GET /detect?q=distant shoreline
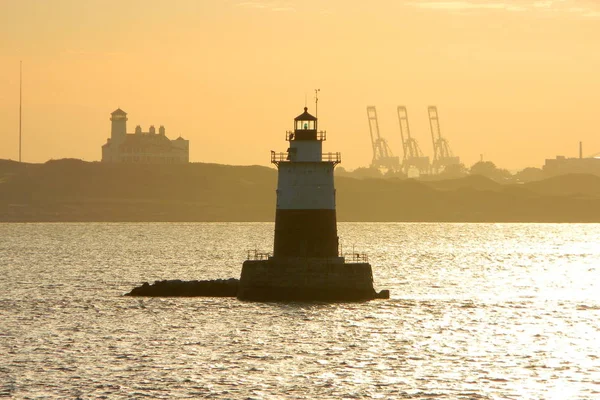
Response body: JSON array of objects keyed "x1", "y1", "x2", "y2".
[
  {"x1": 2, "y1": 159, "x2": 600, "y2": 223},
  {"x1": 2, "y1": 220, "x2": 600, "y2": 224}
]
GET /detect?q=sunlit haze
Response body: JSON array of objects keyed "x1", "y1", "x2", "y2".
[{"x1": 1, "y1": 0, "x2": 599, "y2": 170}]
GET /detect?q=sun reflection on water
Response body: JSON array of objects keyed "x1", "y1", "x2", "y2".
[{"x1": 1, "y1": 222, "x2": 600, "y2": 398}]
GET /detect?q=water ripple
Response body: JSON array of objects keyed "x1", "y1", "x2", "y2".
[{"x1": 1, "y1": 223, "x2": 600, "y2": 398}]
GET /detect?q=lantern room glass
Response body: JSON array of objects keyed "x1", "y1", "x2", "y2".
[{"x1": 296, "y1": 120, "x2": 315, "y2": 130}]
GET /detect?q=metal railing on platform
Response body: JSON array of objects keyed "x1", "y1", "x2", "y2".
[
  {"x1": 245, "y1": 251, "x2": 368, "y2": 263},
  {"x1": 343, "y1": 252, "x2": 369, "y2": 263},
  {"x1": 270, "y1": 151, "x2": 288, "y2": 163},
  {"x1": 322, "y1": 152, "x2": 342, "y2": 164},
  {"x1": 246, "y1": 249, "x2": 271, "y2": 261}
]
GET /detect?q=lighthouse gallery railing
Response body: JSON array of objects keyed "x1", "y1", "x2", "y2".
[
  {"x1": 271, "y1": 151, "x2": 341, "y2": 165},
  {"x1": 285, "y1": 131, "x2": 327, "y2": 141}
]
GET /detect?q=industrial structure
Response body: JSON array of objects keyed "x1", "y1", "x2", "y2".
[
  {"x1": 428, "y1": 106, "x2": 460, "y2": 173},
  {"x1": 544, "y1": 142, "x2": 600, "y2": 176},
  {"x1": 101, "y1": 109, "x2": 189, "y2": 164},
  {"x1": 238, "y1": 106, "x2": 386, "y2": 301},
  {"x1": 366, "y1": 106, "x2": 400, "y2": 171},
  {"x1": 397, "y1": 106, "x2": 430, "y2": 175},
  {"x1": 364, "y1": 105, "x2": 461, "y2": 175}
]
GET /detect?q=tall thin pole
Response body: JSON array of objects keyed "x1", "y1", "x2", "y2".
[
  {"x1": 19, "y1": 61, "x2": 22, "y2": 163},
  {"x1": 314, "y1": 88, "x2": 320, "y2": 119}
]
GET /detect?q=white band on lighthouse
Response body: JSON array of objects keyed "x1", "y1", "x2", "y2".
[{"x1": 276, "y1": 163, "x2": 335, "y2": 210}]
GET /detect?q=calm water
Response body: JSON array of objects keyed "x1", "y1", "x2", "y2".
[{"x1": 1, "y1": 223, "x2": 599, "y2": 399}]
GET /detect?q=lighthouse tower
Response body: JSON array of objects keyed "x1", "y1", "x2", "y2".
[
  {"x1": 273, "y1": 107, "x2": 339, "y2": 258},
  {"x1": 110, "y1": 108, "x2": 127, "y2": 142},
  {"x1": 238, "y1": 106, "x2": 387, "y2": 301},
  {"x1": 106, "y1": 108, "x2": 127, "y2": 162}
]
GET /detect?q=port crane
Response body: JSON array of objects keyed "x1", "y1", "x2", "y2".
[
  {"x1": 397, "y1": 106, "x2": 430, "y2": 175},
  {"x1": 428, "y1": 106, "x2": 460, "y2": 173},
  {"x1": 367, "y1": 106, "x2": 400, "y2": 171}
]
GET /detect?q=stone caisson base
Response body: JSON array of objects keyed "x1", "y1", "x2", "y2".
[{"x1": 238, "y1": 258, "x2": 389, "y2": 302}]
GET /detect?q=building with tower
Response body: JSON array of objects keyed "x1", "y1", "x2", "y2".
[
  {"x1": 101, "y1": 108, "x2": 189, "y2": 164},
  {"x1": 237, "y1": 106, "x2": 387, "y2": 301}
]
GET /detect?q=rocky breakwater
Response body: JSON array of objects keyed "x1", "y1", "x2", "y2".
[
  {"x1": 125, "y1": 275, "x2": 389, "y2": 301},
  {"x1": 238, "y1": 259, "x2": 390, "y2": 302},
  {"x1": 125, "y1": 279, "x2": 239, "y2": 297}
]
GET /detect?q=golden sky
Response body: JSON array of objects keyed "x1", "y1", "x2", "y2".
[{"x1": 1, "y1": 0, "x2": 599, "y2": 170}]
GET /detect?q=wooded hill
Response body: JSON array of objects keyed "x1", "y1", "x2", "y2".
[{"x1": 2, "y1": 159, "x2": 600, "y2": 222}]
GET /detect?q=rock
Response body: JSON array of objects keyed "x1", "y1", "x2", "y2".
[{"x1": 125, "y1": 279, "x2": 239, "y2": 297}]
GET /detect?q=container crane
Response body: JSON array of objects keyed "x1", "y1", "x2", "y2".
[
  {"x1": 397, "y1": 106, "x2": 430, "y2": 175},
  {"x1": 428, "y1": 106, "x2": 460, "y2": 173},
  {"x1": 367, "y1": 106, "x2": 400, "y2": 171}
]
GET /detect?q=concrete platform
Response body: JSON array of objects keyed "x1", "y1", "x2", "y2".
[{"x1": 238, "y1": 257, "x2": 389, "y2": 301}]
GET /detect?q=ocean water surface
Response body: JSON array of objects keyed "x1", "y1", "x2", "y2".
[{"x1": 1, "y1": 222, "x2": 599, "y2": 399}]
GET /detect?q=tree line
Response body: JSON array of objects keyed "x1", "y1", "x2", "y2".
[{"x1": 336, "y1": 162, "x2": 545, "y2": 183}]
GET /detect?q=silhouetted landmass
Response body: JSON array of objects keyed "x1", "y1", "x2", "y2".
[
  {"x1": 0, "y1": 159, "x2": 274, "y2": 221},
  {"x1": 2, "y1": 159, "x2": 600, "y2": 222},
  {"x1": 419, "y1": 175, "x2": 502, "y2": 192}
]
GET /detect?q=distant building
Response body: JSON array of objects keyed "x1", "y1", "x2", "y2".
[
  {"x1": 102, "y1": 108, "x2": 189, "y2": 164},
  {"x1": 543, "y1": 155, "x2": 600, "y2": 176}
]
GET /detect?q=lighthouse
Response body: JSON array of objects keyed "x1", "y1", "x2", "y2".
[
  {"x1": 238, "y1": 106, "x2": 388, "y2": 301},
  {"x1": 273, "y1": 107, "x2": 339, "y2": 258}
]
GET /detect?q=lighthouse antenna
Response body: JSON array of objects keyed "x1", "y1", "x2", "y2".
[
  {"x1": 19, "y1": 60, "x2": 22, "y2": 163},
  {"x1": 314, "y1": 88, "x2": 320, "y2": 119}
]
